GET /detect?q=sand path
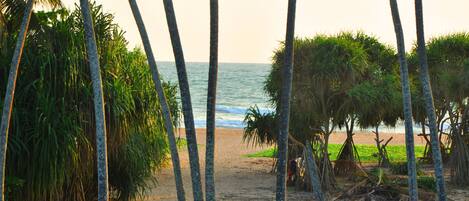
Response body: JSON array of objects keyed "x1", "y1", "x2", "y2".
[{"x1": 144, "y1": 128, "x2": 463, "y2": 201}]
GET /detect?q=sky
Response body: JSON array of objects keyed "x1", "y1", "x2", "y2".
[{"x1": 59, "y1": 0, "x2": 469, "y2": 63}]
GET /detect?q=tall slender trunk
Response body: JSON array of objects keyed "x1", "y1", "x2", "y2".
[
  {"x1": 389, "y1": 0, "x2": 418, "y2": 200},
  {"x1": 161, "y1": 0, "x2": 203, "y2": 200},
  {"x1": 414, "y1": 1, "x2": 447, "y2": 200},
  {"x1": 305, "y1": 140, "x2": 325, "y2": 201},
  {"x1": 0, "y1": 1, "x2": 33, "y2": 200},
  {"x1": 128, "y1": 1, "x2": 185, "y2": 200},
  {"x1": 275, "y1": 0, "x2": 296, "y2": 200},
  {"x1": 205, "y1": 0, "x2": 218, "y2": 200},
  {"x1": 80, "y1": 1, "x2": 109, "y2": 200}
]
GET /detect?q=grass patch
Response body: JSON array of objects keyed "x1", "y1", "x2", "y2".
[
  {"x1": 175, "y1": 138, "x2": 204, "y2": 149},
  {"x1": 245, "y1": 148, "x2": 278, "y2": 158},
  {"x1": 176, "y1": 138, "x2": 187, "y2": 148},
  {"x1": 245, "y1": 144, "x2": 425, "y2": 163}
]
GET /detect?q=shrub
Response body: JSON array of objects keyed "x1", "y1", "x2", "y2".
[
  {"x1": 417, "y1": 176, "x2": 436, "y2": 192},
  {"x1": 390, "y1": 162, "x2": 424, "y2": 176},
  {"x1": 0, "y1": 4, "x2": 179, "y2": 201}
]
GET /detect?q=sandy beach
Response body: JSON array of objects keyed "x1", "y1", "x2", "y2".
[{"x1": 143, "y1": 128, "x2": 466, "y2": 201}]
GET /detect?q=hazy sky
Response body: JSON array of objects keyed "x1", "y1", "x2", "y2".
[{"x1": 59, "y1": 0, "x2": 469, "y2": 63}]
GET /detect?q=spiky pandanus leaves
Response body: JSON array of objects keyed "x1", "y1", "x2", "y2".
[
  {"x1": 243, "y1": 106, "x2": 278, "y2": 147},
  {"x1": 389, "y1": 0, "x2": 419, "y2": 200},
  {"x1": 336, "y1": 32, "x2": 402, "y2": 171},
  {"x1": 0, "y1": 0, "x2": 61, "y2": 45},
  {"x1": 127, "y1": 0, "x2": 185, "y2": 200},
  {"x1": 1, "y1": 4, "x2": 179, "y2": 201},
  {"x1": 414, "y1": 1, "x2": 447, "y2": 199}
]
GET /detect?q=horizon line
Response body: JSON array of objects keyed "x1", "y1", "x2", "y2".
[{"x1": 155, "y1": 60, "x2": 271, "y2": 65}]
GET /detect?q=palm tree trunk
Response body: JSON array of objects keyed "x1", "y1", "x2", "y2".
[
  {"x1": 79, "y1": 1, "x2": 109, "y2": 200},
  {"x1": 128, "y1": 1, "x2": 185, "y2": 200},
  {"x1": 0, "y1": 0, "x2": 33, "y2": 200},
  {"x1": 162, "y1": 0, "x2": 203, "y2": 200},
  {"x1": 389, "y1": 0, "x2": 419, "y2": 200},
  {"x1": 305, "y1": 140, "x2": 325, "y2": 201},
  {"x1": 205, "y1": 0, "x2": 218, "y2": 200},
  {"x1": 275, "y1": 0, "x2": 296, "y2": 200},
  {"x1": 414, "y1": 1, "x2": 447, "y2": 200}
]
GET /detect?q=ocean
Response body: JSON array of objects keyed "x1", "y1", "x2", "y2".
[
  {"x1": 156, "y1": 61, "x2": 430, "y2": 133},
  {"x1": 157, "y1": 62, "x2": 273, "y2": 128}
]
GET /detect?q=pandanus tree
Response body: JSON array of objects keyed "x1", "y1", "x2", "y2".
[
  {"x1": 162, "y1": 0, "x2": 203, "y2": 200},
  {"x1": 275, "y1": 0, "x2": 296, "y2": 200},
  {"x1": 334, "y1": 32, "x2": 398, "y2": 175},
  {"x1": 389, "y1": 0, "x2": 419, "y2": 199},
  {"x1": 340, "y1": 33, "x2": 401, "y2": 168},
  {"x1": 0, "y1": 0, "x2": 60, "y2": 199},
  {"x1": 205, "y1": 0, "x2": 218, "y2": 200},
  {"x1": 414, "y1": 0, "x2": 447, "y2": 199},
  {"x1": 352, "y1": 73, "x2": 402, "y2": 167},
  {"x1": 127, "y1": 0, "x2": 185, "y2": 200},
  {"x1": 265, "y1": 36, "x2": 368, "y2": 191},
  {"x1": 80, "y1": 0, "x2": 110, "y2": 200},
  {"x1": 419, "y1": 33, "x2": 469, "y2": 187}
]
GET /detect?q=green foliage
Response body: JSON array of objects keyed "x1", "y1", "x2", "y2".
[
  {"x1": 417, "y1": 176, "x2": 436, "y2": 192},
  {"x1": 390, "y1": 162, "x2": 424, "y2": 176},
  {"x1": 245, "y1": 148, "x2": 278, "y2": 158},
  {"x1": 247, "y1": 144, "x2": 426, "y2": 163},
  {"x1": 264, "y1": 35, "x2": 371, "y2": 149},
  {"x1": 409, "y1": 33, "x2": 469, "y2": 186},
  {"x1": 254, "y1": 32, "x2": 403, "y2": 151},
  {"x1": 368, "y1": 167, "x2": 387, "y2": 185},
  {"x1": 4, "y1": 176, "x2": 24, "y2": 200},
  {"x1": 0, "y1": 3, "x2": 179, "y2": 201},
  {"x1": 243, "y1": 105, "x2": 278, "y2": 147}
]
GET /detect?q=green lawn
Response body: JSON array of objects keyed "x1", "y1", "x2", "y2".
[{"x1": 246, "y1": 144, "x2": 426, "y2": 163}]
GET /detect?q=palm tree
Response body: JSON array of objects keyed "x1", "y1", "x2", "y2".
[
  {"x1": 0, "y1": 0, "x2": 60, "y2": 199},
  {"x1": 162, "y1": 0, "x2": 203, "y2": 200},
  {"x1": 205, "y1": 0, "x2": 218, "y2": 200},
  {"x1": 79, "y1": 0, "x2": 109, "y2": 201},
  {"x1": 127, "y1": 1, "x2": 185, "y2": 200},
  {"x1": 275, "y1": 0, "x2": 296, "y2": 200},
  {"x1": 388, "y1": 0, "x2": 418, "y2": 200},
  {"x1": 0, "y1": 1, "x2": 33, "y2": 200},
  {"x1": 414, "y1": 0, "x2": 447, "y2": 200}
]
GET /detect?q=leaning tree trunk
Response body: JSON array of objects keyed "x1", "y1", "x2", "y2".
[
  {"x1": 128, "y1": 1, "x2": 185, "y2": 200},
  {"x1": 162, "y1": 0, "x2": 203, "y2": 200},
  {"x1": 80, "y1": 1, "x2": 109, "y2": 200},
  {"x1": 305, "y1": 140, "x2": 325, "y2": 201},
  {"x1": 275, "y1": 0, "x2": 296, "y2": 200},
  {"x1": 205, "y1": 0, "x2": 218, "y2": 200},
  {"x1": 414, "y1": 1, "x2": 447, "y2": 200},
  {"x1": 389, "y1": 0, "x2": 419, "y2": 200},
  {"x1": 0, "y1": 0, "x2": 33, "y2": 200}
]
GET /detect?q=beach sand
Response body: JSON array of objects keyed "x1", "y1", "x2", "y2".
[{"x1": 144, "y1": 128, "x2": 467, "y2": 201}]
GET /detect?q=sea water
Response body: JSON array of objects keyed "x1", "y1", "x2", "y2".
[
  {"x1": 157, "y1": 61, "x2": 431, "y2": 133},
  {"x1": 157, "y1": 62, "x2": 273, "y2": 128}
]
